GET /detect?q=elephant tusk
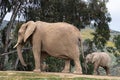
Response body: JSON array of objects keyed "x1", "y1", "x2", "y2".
[{"x1": 13, "y1": 43, "x2": 19, "y2": 48}]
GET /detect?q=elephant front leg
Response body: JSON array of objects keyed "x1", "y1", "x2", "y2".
[
  {"x1": 32, "y1": 45, "x2": 41, "y2": 72},
  {"x1": 62, "y1": 59, "x2": 70, "y2": 73},
  {"x1": 93, "y1": 63, "x2": 99, "y2": 75}
]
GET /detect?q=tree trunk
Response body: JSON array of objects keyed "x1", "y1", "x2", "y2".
[{"x1": 3, "y1": 2, "x2": 21, "y2": 69}]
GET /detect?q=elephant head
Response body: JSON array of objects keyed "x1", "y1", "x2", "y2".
[
  {"x1": 85, "y1": 53, "x2": 93, "y2": 64},
  {"x1": 14, "y1": 21, "x2": 36, "y2": 66},
  {"x1": 84, "y1": 53, "x2": 95, "y2": 73}
]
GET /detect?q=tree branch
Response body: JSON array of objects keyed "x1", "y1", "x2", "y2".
[{"x1": 0, "y1": 47, "x2": 32, "y2": 56}]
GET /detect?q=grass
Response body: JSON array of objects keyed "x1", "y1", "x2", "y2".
[{"x1": 0, "y1": 71, "x2": 60, "y2": 80}]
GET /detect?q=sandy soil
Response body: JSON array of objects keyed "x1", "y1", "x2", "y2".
[
  {"x1": 43, "y1": 72, "x2": 120, "y2": 79},
  {"x1": 0, "y1": 71, "x2": 120, "y2": 79}
]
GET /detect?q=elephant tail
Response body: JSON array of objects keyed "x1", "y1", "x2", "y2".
[
  {"x1": 78, "y1": 37, "x2": 84, "y2": 59},
  {"x1": 78, "y1": 37, "x2": 89, "y2": 73}
]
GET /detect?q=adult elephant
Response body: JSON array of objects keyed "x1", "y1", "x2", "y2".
[{"x1": 14, "y1": 21, "x2": 83, "y2": 74}]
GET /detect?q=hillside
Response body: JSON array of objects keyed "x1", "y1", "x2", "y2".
[
  {"x1": 81, "y1": 27, "x2": 120, "y2": 48},
  {"x1": 81, "y1": 27, "x2": 94, "y2": 40},
  {"x1": 0, "y1": 71, "x2": 120, "y2": 80},
  {"x1": 81, "y1": 27, "x2": 120, "y2": 40}
]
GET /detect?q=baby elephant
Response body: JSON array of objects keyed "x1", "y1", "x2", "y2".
[{"x1": 85, "y1": 52, "x2": 111, "y2": 75}]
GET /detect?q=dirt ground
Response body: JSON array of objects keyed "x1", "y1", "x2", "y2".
[
  {"x1": 0, "y1": 71, "x2": 120, "y2": 80},
  {"x1": 44, "y1": 72, "x2": 120, "y2": 79}
]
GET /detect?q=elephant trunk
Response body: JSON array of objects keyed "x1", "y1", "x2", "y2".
[
  {"x1": 84, "y1": 62, "x2": 88, "y2": 73},
  {"x1": 16, "y1": 44, "x2": 27, "y2": 66}
]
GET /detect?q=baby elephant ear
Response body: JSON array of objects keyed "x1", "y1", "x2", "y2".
[{"x1": 24, "y1": 21, "x2": 36, "y2": 42}]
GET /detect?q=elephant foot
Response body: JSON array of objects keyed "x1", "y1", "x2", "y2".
[
  {"x1": 62, "y1": 69, "x2": 69, "y2": 73},
  {"x1": 73, "y1": 71, "x2": 82, "y2": 74},
  {"x1": 93, "y1": 72, "x2": 98, "y2": 75},
  {"x1": 33, "y1": 69, "x2": 41, "y2": 72},
  {"x1": 93, "y1": 73, "x2": 97, "y2": 75},
  {"x1": 107, "y1": 74, "x2": 111, "y2": 76}
]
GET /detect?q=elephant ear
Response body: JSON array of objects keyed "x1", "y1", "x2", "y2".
[
  {"x1": 91, "y1": 54, "x2": 96, "y2": 63},
  {"x1": 24, "y1": 21, "x2": 36, "y2": 42}
]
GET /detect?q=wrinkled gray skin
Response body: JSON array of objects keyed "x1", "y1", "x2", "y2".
[
  {"x1": 14, "y1": 21, "x2": 83, "y2": 74},
  {"x1": 85, "y1": 52, "x2": 111, "y2": 75}
]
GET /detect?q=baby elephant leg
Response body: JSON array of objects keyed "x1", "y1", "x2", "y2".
[
  {"x1": 96, "y1": 69, "x2": 100, "y2": 75},
  {"x1": 93, "y1": 63, "x2": 99, "y2": 75},
  {"x1": 103, "y1": 66, "x2": 110, "y2": 75}
]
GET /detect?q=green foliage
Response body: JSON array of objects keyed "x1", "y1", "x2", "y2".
[
  {"x1": 92, "y1": 23, "x2": 110, "y2": 50},
  {"x1": 45, "y1": 57, "x2": 65, "y2": 72},
  {"x1": 114, "y1": 35, "x2": 120, "y2": 52},
  {"x1": 87, "y1": 0, "x2": 111, "y2": 50},
  {"x1": 1, "y1": 29, "x2": 5, "y2": 46},
  {"x1": 112, "y1": 35, "x2": 120, "y2": 64},
  {"x1": 13, "y1": 22, "x2": 23, "y2": 39},
  {"x1": 25, "y1": 0, "x2": 89, "y2": 28}
]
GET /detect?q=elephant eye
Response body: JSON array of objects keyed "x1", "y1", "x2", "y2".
[
  {"x1": 86, "y1": 58, "x2": 89, "y2": 61},
  {"x1": 18, "y1": 32, "x2": 21, "y2": 35}
]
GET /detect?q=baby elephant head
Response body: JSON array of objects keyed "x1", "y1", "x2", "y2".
[{"x1": 85, "y1": 54, "x2": 93, "y2": 64}]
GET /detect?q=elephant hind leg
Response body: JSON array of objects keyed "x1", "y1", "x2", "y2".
[
  {"x1": 71, "y1": 47, "x2": 82, "y2": 74},
  {"x1": 97, "y1": 69, "x2": 100, "y2": 75},
  {"x1": 103, "y1": 66, "x2": 110, "y2": 75},
  {"x1": 72, "y1": 54, "x2": 82, "y2": 74},
  {"x1": 62, "y1": 59, "x2": 70, "y2": 73}
]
